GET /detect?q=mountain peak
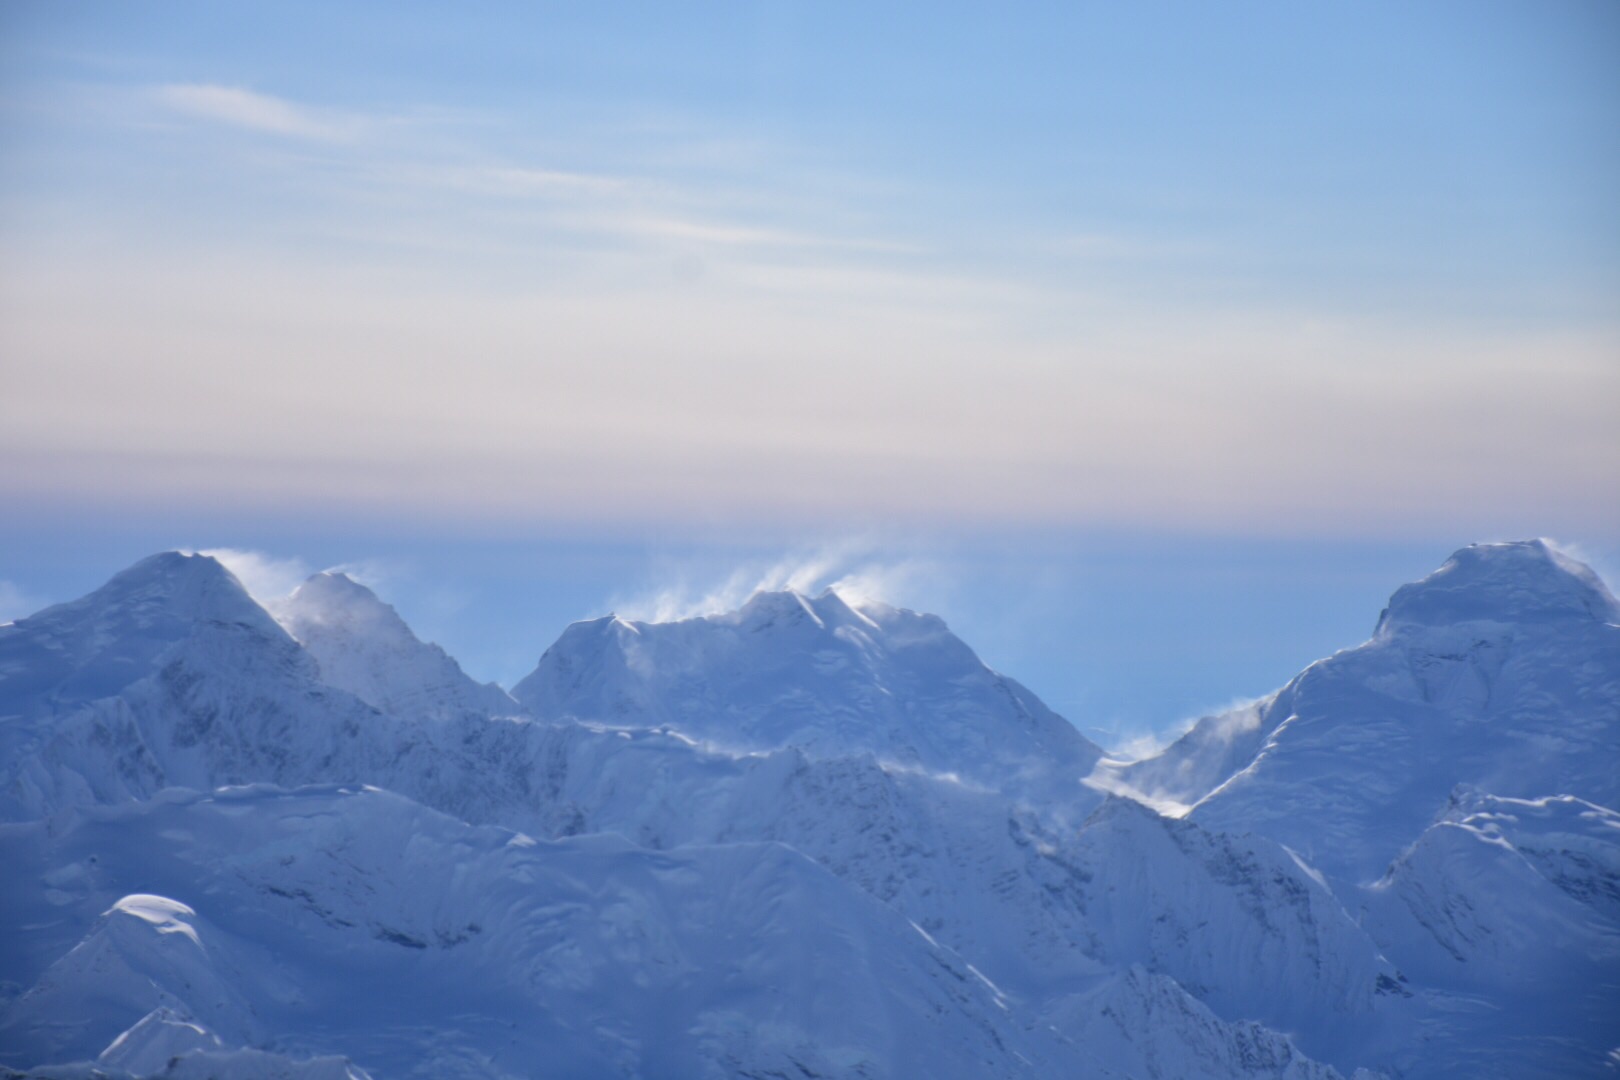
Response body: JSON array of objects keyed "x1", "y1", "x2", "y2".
[
  {"x1": 278, "y1": 571, "x2": 516, "y2": 721},
  {"x1": 13, "y1": 550, "x2": 276, "y2": 639},
  {"x1": 112, "y1": 551, "x2": 266, "y2": 617},
  {"x1": 292, "y1": 569, "x2": 372, "y2": 600},
  {"x1": 1376, "y1": 539, "x2": 1619, "y2": 634},
  {"x1": 515, "y1": 588, "x2": 1100, "y2": 796},
  {"x1": 0, "y1": 551, "x2": 289, "y2": 718},
  {"x1": 281, "y1": 571, "x2": 408, "y2": 636}
]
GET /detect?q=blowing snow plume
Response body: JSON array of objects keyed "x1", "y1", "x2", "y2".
[{"x1": 610, "y1": 541, "x2": 940, "y2": 623}]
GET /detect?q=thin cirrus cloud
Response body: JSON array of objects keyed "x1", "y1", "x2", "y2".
[
  {"x1": 147, "y1": 85, "x2": 893, "y2": 259},
  {"x1": 155, "y1": 83, "x2": 364, "y2": 142},
  {"x1": 3, "y1": 222, "x2": 1617, "y2": 538},
  {"x1": 432, "y1": 164, "x2": 642, "y2": 200},
  {"x1": 3, "y1": 71, "x2": 1614, "y2": 541}
]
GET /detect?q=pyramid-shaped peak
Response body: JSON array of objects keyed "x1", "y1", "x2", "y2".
[
  {"x1": 281, "y1": 571, "x2": 421, "y2": 655},
  {"x1": 293, "y1": 570, "x2": 374, "y2": 598},
  {"x1": 0, "y1": 552, "x2": 292, "y2": 718},
  {"x1": 1378, "y1": 539, "x2": 1618, "y2": 632},
  {"x1": 120, "y1": 550, "x2": 238, "y2": 591},
  {"x1": 50, "y1": 551, "x2": 271, "y2": 629},
  {"x1": 279, "y1": 570, "x2": 515, "y2": 721},
  {"x1": 282, "y1": 571, "x2": 401, "y2": 627}
]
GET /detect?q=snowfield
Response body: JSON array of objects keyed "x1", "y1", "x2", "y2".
[{"x1": 1, "y1": 540, "x2": 1615, "y2": 1078}]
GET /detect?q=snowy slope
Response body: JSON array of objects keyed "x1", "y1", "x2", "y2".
[
  {"x1": 1112, "y1": 541, "x2": 1620, "y2": 883},
  {"x1": 4, "y1": 544, "x2": 1616, "y2": 1079},
  {"x1": 0, "y1": 554, "x2": 1380, "y2": 1080},
  {"x1": 0, "y1": 555, "x2": 1103, "y2": 1001},
  {"x1": 274, "y1": 572, "x2": 517, "y2": 723},
  {"x1": 0, "y1": 785, "x2": 1059, "y2": 1079},
  {"x1": 512, "y1": 589, "x2": 1103, "y2": 800},
  {"x1": 1066, "y1": 799, "x2": 1400, "y2": 1048},
  {"x1": 1364, "y1": 790, "x2": 1620, "y2": 988},
  {"x1": 1095, "y1": 697, "x2": 1274, "y2": 815},
  {"x1": 1345, "y1": 792, "x2": 1620, "y2": 1080},
  {"x1": 1040, "y1": 967, "x2": 1356, "y2": 1080},
  {"x1": 0, "y1": 781, "x2": 1369, "y2": 1080}
]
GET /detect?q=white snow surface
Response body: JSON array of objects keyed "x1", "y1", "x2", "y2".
[
  {"x1": 1110, "y1": 540, "x2": 1620, "y2": 883},
  {"x1": 512, "y1": 587, "x2": 1104, "y2": 800},
  {"x1": 1, "y1": 540, "x2": 1617, "y2": 1078},
  {"x1": 0, "y1": 785, "x2": 1056, "y2": 1078},
  {"x1": 274, "y1": 571, "x2": 518, "y2": 723}
]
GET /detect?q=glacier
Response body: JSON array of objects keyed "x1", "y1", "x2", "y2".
[{"x1": 0, "y1": 540, "x2": 1615, "y2": 1078}]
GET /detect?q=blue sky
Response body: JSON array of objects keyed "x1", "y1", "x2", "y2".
[{"x1": 2, "y1": 2, "x2": 1617, "y2": 748}]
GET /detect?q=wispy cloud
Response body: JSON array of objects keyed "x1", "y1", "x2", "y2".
[
  {"x1": 156, "y1": 84, "x2": 362, "y2": 142},
  {"x1": 146, "y1": 85, "x2": 915, "y2": 260},
  {"x1": 432, "y1": 164, "x2": 640, "y2": 200},
  {"x1": 1081, "y1": 769, "x2": 1194, "y2": 818},
  {"x1": 610, "y1": 541, "x2": 938, "y2": 623},
  {"x1": 195, "y1": 547, "x2": 312, "y2": 604},
  {"x1": 414, "y1": 167, "x2": 914, "y2": 255},
  {"x1": 0, "y1": 579, "x2": 45, "y2": 624},
  {"x1": 6, "y1": 77, "x2": 1610, "y2": 538},
  {"x1": 323, "y1": 557, "x2": 400, "y2": 591},
  {"x1": 608, "y1": 214, "x2": 916, "y2": 253}
]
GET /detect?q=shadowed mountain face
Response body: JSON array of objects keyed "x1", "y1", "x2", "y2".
[{"x1": 1, "y1": 540, "x2": 1616, "y2": 1079}]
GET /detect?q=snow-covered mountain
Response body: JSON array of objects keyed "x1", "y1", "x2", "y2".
[
  {"x1": 512, "y1": 588, "x2": 1103, "y2": 800},
  {"x1": 0, "y1": 553, "x2": 386, "y2": 820},
  {"x1": 275, "y1": 571, "x2": 518, "y2": 723},
  {"x1": 0, "y1": 785, "x2": 1053, "y2": 1079},
  {"x1": 1109, "y1": 540, "x2": 1620, "y2": 883},
  {"x1": 2, "y1": 539, "x2": 1616, "y2": 1078}
]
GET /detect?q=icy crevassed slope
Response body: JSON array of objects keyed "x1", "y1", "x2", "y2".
[
  {"x1": 1115, "y1": 541, "x2": 1620, "y2": 883},
  {"x1": 1067, "y1": 798, "x2": 1399, "y2": 1045},
  {"x1": 512, "y1": 588, "x2": 1103, "y2": 799},
  {"x1": 0, "y1": 784, "x2": 1059, "y2": 1080},
  {"x1": 0, "y1": 784, "x2": 1371, "y2": 1080},
  {"x1": 274, "y1": 571, "x2": 518, "y2": 723},
  {"x1": 1039, "y1": 966, "x2": 1367, "y2": 1080},
  {"x1": 1354, "y1": 792, "x2": 1620, "y2": 1080},
  {"x1": 434, "y1": 728, "x2": 1398, "y2": 1071},
  {"x1": 1, "y1": 895, "x2": 266, "y2": 1067},
  {"x1": 1363, "y1": 790, "x2": 1620, "y2": 986}
]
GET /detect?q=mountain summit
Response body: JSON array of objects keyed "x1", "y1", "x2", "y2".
[
  {"x1": 514, "y1": 587, "x2": 1102, "y2": 797},
  {"x1": 1376, "y1": 539, "x2": 1620, "y2": 632},
  {"x1": 1112, "y1": 540, "x2": 1620, "y2": 882},
  {"x1": 0, "y1": 552, "x2": 281, "y2": 721},
  {"x1": 276, "y1": 571, "x2": 517, "y2": 722}
]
